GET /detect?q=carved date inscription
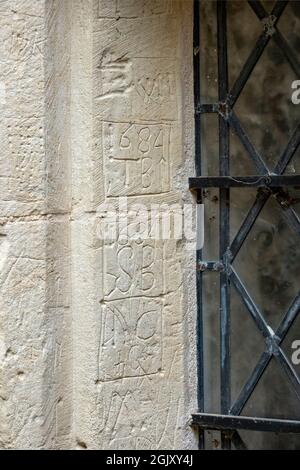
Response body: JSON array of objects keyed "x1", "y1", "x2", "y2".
[{"x1": 103, "y1": 122, "x2": 170, "y2": 196}]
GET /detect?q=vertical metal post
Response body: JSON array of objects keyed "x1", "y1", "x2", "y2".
[
  {"x1": 193, "y1": 0, "x2": 205, "y2": 450},
  {"x1": 217, "y1": 0, "x2": 231, "y2": 450}
]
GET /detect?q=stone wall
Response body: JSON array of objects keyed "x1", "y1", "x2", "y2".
[
  {"x1": 0, "y1": 0, "x2": 72, "y2": 449},
  {"x1": 0, "y1": 0, "x2": 197, "y2": 450}
]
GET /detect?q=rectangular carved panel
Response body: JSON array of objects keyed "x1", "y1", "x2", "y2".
[
  {"x1": 98, "y1": 297, "x2": 162, "y2": 381},
  {"x1": 103, "y1": 122, "x2": 170, "y2": 196}
]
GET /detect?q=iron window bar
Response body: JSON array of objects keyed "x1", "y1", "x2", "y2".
[
  {"x1": 189, "y1": 175, "x2": 300, "y2": 189},
  {"x1": 192, "y1": 413, "x2": 300, "y2": 434},
  {"x1": 192, "y1": 0, "x2": 300, "y2": 450}
]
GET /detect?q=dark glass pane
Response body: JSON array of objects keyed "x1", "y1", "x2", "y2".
[
  {"x1": 200, "y1": 0, "x2": 218, "y2": 104},
  {"x1": 230, "y1": 187, "x2": 257, "y2": 241},
  {"x1": 237, "y1": 429, "x2": 300, "y2": 450},
  {"x1": 198, "y1": 0, "x2": 300, "y2": 449},
  {"x1": 231, "y1": 287, "x2": 266, "y2": 404},
  {"x1": 233, "y1": 194, "x2": 300, "y2": 329},
  {"x1": 201, "y1": 114, "x2": 219, "y2": 176},
  {"x1": 284, "y1": 145, "x2": 300, "y2": 176},
  {"x1": 278, "y1": 1, "x2": 300, "y2": 51},
  {"x1": 203, "y1": 187, "x2": 219, "y2": 260},
  {"x1": 242, "y1": 357, "x2": 300, "y2": 421},
  {"x1": 227, "y1": 1, "x2": 262, "y2": 88},
  {"x1": 230, "y1": 127, "x2": 258, "y2": 176},
  {"x1": 261, "y1": 1, "x2": 276, "y2": 13},
  {"x1": 203, "y1": 272, "x2": 220, "y2": 414},
  {"x1": 234, "y1": 41, "x2": 298, "y2": 170}
]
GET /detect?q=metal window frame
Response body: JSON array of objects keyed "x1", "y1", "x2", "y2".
[{"x1": 191, "y1": 0, "x2": 300, "y2": 450}]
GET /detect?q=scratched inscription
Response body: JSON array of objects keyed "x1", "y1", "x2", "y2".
[
  {"x1": 103, "y1": 122, "x2": 170, "y2": 196},
  {"x1": 104, "y1": 239, "x2": 163, "y2": 300},
  {"x1": 96, "y1": 57, "x2": 178, "y2": 121},
  {"x1": 132, "y1": 58, "x2": 177, "y2": 119},
  {"x1": 98, "y1": 297, "x2": 162, "y2": 381}
]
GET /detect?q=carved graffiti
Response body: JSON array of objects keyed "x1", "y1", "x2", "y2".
[
  {"x1": 96, "y1": 57, "x2": 178, "y2": 121},
  {"x1": 90, "y1": 0, "x2": 184, "y2": 450},
  {"x1": 135, "y1": 72, "x2": 176, "y2": 106},
  {"x1": 98, "y1": 297, "x2": 162, "y2": 381},
  {"x1": 104, "y1": 239, "x2": 163, "y2": 300},
  {"x1": 103, "y1": 122, "x2": 170, "y2": 196}
]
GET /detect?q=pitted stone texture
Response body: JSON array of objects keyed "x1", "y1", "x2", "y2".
[
  {"x1": 0, "y1": 1, "x2": 46, "y2": 217},
  {"x1": 0, "y1": 219, "x2": 71, "y2": 449},
  {"x1": 0, "y1": 0, "x2": 72, "y2": 450}
]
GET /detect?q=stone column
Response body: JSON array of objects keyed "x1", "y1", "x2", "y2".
[{"x1": 71, "y1": 0, "x2": 196, "y2": 450}]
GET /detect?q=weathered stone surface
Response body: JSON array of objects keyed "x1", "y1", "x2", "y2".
[
  {"x1": 0, "y1": 0, "x2": 196, "y2": 450},
  {"x1": 0, "y1": 0, "x2": 72, "y2": 450},
  {"x1": 0, "y1": 219, "x2": 71, "y2": 449},
  {"x1": 71, "y1": 0, "x2": 196, "y2": 451}
]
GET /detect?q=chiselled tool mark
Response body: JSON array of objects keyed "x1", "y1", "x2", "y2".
[{"x1": 96, "y1": 52, "x2": 133, "y2": 99}]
